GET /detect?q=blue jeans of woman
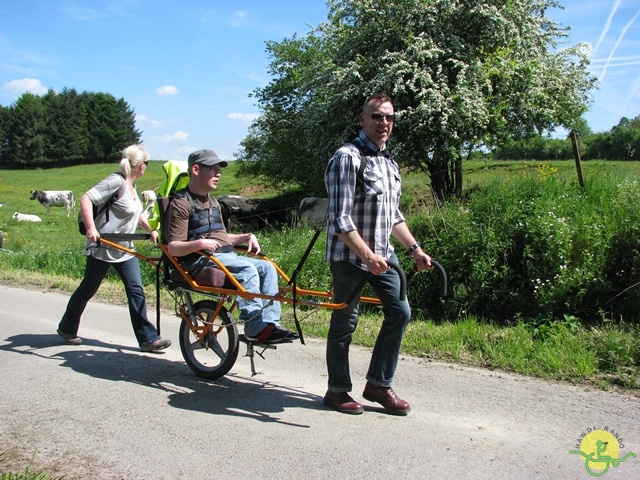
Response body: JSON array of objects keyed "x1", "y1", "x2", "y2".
[
  {"x1": 327, "y1": 254, "x2": 411, "y2": 392},
  {"x1": 58, "y1": 255, "x2": 159, "y2": 345},
  {"x1": 189, "y1": 252, "x2": 281, "y2": 338}
]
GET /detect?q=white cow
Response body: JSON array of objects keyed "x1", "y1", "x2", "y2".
[
  {"x1": 13, "y1": 212, "x2": 42, "y2": 222},
  {"x1": 141, "y1": 203, "x2": 154, "y2": 219},
  {"x1": 298, "y1": 197, "x2": 328, "y2": 226},
  {"x1": 141, "y1": 190, "x2": 157, "y2": 208},
  {"x1": 30, "y1": 190, "x2": 76, "y2": 217}
]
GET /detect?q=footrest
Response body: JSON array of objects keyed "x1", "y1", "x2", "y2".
[{"x1": 239, "y1": 334, "x2": 293, "y2": 346}]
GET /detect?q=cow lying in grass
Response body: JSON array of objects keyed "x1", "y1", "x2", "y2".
[
  {"x1": 30, "y1": 190, "x2": 76, "y2": 217},
  {"x1": 13, "y1": 212, "x2": 42, "y2": 222}
]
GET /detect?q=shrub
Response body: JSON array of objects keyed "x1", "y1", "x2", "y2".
[{"x1": 411, "y1": 173, "x2": 640, "y2": 325}]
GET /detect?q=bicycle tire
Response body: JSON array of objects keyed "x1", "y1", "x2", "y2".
[{"x1": 179, "y1": 300, "x2": 239, "y2": 379}]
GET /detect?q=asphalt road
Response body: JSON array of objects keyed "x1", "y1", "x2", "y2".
[{"x1": 0, "y1": 285, "x2": 638, "y2": 479}]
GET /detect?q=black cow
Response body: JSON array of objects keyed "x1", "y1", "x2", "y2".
[{"x1": 217, "y1": 194, "x2": 293, "y2": 232}]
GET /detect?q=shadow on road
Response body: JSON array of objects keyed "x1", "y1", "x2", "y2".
[{"x1": 1, "y1": 333, "x2": 319, "y2": 428}]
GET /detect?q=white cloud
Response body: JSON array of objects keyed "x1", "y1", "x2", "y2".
[
  {"x1": 228, "y1": 10, "x2": 247, "y2": 27},
  {"x1": 136, "y1": 114, "x2": 165, "y2": 128},
  {"x1": 60, "y1": 5, "x2": 103, "y2": 21},
  {"x1": 155, "y1": 85, "x2": 179, "y2": 96},
  {"x1": 3, "y1": 78, "x2": 47, "y2": 96},
  {"x1": 227, "y1": 112, "x2": 258, "y2": 123},
  {"x1": 151, "y1": 131, "x2": 189, "y2": 142}
]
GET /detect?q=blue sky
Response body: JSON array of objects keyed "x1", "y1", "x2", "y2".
[{"x1": 1, "y1": 1, "x2": 639, "y2": 161}]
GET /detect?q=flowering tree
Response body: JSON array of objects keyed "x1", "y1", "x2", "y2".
[{"x1": 238, "y1": 0, "x2": 596, "y2": 199}]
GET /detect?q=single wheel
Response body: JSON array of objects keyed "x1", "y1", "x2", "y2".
[{"x1": 179, "y1": 300, "x2": 239, "y2": 379}]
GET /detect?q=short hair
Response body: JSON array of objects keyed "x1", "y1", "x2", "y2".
[{"x1": 362, "y1": 93, "x2": 393, "y2": 113}]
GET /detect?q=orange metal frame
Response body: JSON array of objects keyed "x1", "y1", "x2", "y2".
[
  {"x1": 98, "y1": 237, "x2": 382, "y2": 310},
  {"x1": 97, "y1": 237, "x2": 383, "y2": 345}
]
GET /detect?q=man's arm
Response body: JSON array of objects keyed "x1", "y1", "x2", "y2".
[
  {"x1": 165, "y1": 199, "x2": 261, "y2": 257},
  {"x1": 338, "y1": 230, "x2": 391, "y2": 275},
  {"x1": 227, "y1": 232, "x2": 261, "y2": 255},
  {"x1": 391, "y1": 222, "x2": 433, "y2": 271}
]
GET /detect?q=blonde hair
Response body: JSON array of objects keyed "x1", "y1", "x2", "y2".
[{"x1": 119, "y1": 144, "x2": 149, "y2": 177}]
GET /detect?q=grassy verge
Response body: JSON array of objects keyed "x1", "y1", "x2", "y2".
[{"x1": 0, "y1": 452, "x2": 65, "y2": 480}]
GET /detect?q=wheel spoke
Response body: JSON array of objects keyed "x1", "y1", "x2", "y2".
[
  {"x1": 207, "y1": 334, "x2": 226, "y2": 359},
  {"x1": 188, "y1": 338, "x2": 205, "y2": 351}
]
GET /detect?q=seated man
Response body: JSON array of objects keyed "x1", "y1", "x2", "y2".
[{"x1": 163, "y1": 149, "x2": 298, "y2": 344}]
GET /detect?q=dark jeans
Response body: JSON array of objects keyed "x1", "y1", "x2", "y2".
[
  {"x1": 58, "y1": 255, "x2": 159, "y2": 345},
  {"x1": 326, "y1": 254, "x2": 411, "y2": 392}
]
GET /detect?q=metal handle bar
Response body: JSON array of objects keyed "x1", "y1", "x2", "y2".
[
  {"x1": 387, "y1": 261, "x2": 407, "y2": 302},
  {"x1": 342, "y1": 261, "x2": 407, "y2": 306},
  {"x1": 406, "y1": 259, "x2": 448, "y2": 297},
  {"x1": 99, "y1": 233, "x2": 152, "y2": 241}
]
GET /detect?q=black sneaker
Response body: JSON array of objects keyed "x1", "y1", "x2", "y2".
[
  {"x1": 285, "y1": 330, "x2": 300, "y2": 341},
  {"x1": 245, "y1": 324, "x2": 295, "y2": 344}
]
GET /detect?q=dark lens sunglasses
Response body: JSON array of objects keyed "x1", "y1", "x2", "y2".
[{"x1": 370, "y1": 113, "x2": 395, "y2": 123}]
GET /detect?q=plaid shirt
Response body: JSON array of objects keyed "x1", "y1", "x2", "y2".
[{"x1": 324, "y1": 131, "x2": 405, "y2": 270}]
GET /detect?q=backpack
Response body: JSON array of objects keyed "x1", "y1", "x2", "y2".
[{"x1": 78, "y1": 174, "x2": 128, "y2": 235}]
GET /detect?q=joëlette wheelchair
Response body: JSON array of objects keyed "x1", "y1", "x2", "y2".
[{"x1": 96, "y1": 197, "x2": 447, "y2": 379}]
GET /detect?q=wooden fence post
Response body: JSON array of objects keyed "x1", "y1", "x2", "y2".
[{"x1": 569, "y1": 129, "x2": 585, "y2": 189}]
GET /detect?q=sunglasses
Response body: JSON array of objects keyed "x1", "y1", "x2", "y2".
[
  {"x1": 370, "y1": 113, "x2": 395, "y2": 123},
  {"x1": 201, "y1": 164, "x2": 222, "y2": 174},
  {"x1": 143, "y1": 160, "x2": 149, "y2": 165}
]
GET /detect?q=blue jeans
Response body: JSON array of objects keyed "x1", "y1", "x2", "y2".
[
  {"x1": 327, "y1": 254, "x2": 411, "y2": 392},
  {"x1": 58, "y1": 255, "x2": 160, "y2": 345},
  {"x1": 188, "y1": 252, "x2": 281, "y2": 338}
]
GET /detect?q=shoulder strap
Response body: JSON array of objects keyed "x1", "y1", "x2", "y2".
[
  {"x1": 110, "y1": 172, "x2": 128, "y2": 203},
  {"x1": 349, "y1": 139, "x2": 370, "y2": 188},
  {"x1": 350, "y1": 138, "x2": 394, "y2": 188},
  {"x1": 97, "y1": 173, "x2": 127, "y2": 221}
]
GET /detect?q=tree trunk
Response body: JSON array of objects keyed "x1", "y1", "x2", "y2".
[
  {"x1": 428, "y1": 156, "x2": 448, "y2": 201},
  {"x1": 427, "y1": 149, "x2": 463, "y2": 201}
]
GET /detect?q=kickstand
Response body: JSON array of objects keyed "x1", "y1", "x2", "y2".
[{"x1": 244, "y1": 341, "x2": 277, "y2": 376}]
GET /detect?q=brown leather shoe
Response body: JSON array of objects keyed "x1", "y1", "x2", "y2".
[
  {"x1": 362, "y1": 382, "x2": 411, "y2": 415},
  {"x1": 323, "y1": 390, "x2": 364, "y2": 415}
]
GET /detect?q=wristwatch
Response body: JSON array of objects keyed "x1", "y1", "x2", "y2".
[{"x1": 408, "y1": 242, "x2": 421, "y2": 253}]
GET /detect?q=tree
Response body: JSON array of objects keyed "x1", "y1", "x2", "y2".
[
  {"x1": 4, "y1": 93, "x2": 47, "y2": 168},
  {"x1": 237, "y1": 0, "x2": 596, "y2": 199},
  {"x1": 83, "y1": 92, "x2": 141, "y2": 163},
  {"x1": 0, "y1": 90, "x2": 141, "y2": 168},
  {"x1": 42, "y1": 88, "x2": 89, "y2": 166},
  {"x1": 609, "y1": 116, "x2": 640, "y2": 160},
  {"x1": 0, "y1": 105, "x2": 10, "y2": 167}
]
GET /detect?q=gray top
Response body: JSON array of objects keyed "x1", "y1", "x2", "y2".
[{"x1": 84, "y1": 173, "x2": 143, "y2": 263}]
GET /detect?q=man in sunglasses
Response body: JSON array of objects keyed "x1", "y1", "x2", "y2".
[
  {"x1": 323, "y1": 94, "x2": 433, "y2": 415},
  {"x1": 163, "y1": 149, "x2": 298, "y2": 344}
]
